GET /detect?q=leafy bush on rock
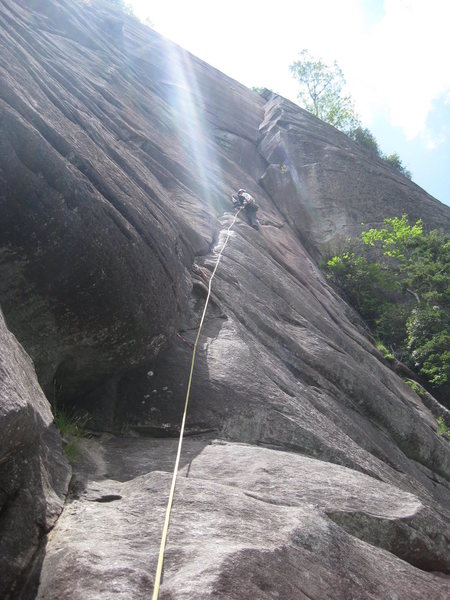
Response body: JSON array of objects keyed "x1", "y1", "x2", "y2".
[{"x1": 325, "y1": 215, "x2": 450, "y2": 405}]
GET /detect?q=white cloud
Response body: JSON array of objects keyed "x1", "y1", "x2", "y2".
[
  {"x1": 343, "y1": 0, "x2": 450, "y2": 138},
  {"x1": 130, "y1": 0, "x2": 450, "y2": 140},
  {"x1": 425, "y1": 132, "x2": 445, "y2": 150}
]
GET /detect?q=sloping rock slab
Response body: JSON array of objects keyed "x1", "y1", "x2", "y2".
[
  {"x1": 36, "y1": 437, "x2": 450, "y2": 599},
  {"x1": 258, "y1": 93, "x2": 450, "y2": 258}
]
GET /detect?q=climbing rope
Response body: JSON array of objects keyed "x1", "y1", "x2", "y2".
[{"x1": 152, "y1": 207, "x2": 242, "y2": 600}]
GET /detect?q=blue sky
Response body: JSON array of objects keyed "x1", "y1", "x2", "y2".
[{"x1": 129, "y1": 0, "x2": 450, "y2": 207}]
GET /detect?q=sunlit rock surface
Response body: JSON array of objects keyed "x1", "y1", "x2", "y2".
[
  {"x1": 37, "y1": 437, "x2": 450, "y2": 600},
  {"x1": 0, "y1": 0, "x2": 449, "y2": 598}
]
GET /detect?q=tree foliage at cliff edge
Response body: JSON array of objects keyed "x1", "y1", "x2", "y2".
[{"x1": 325, "y1": 215, "x2": 450, "y2": 406}]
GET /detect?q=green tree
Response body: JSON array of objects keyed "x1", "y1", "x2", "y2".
[
  {"x1": 289, "y1": 50, "x2": 359, "y2": 132},
  {"x1": 348, "y1": 126, "x2": 380, "y2": 155},
  {"x1": 403, "y1": 230, "x2": 450, "y2": 389},
  {"x1": 325, "y1": 216, "x2": 450, "y2": 405},
  {"x1": 361, "y1": 215, "x2": 423, "y2": 259},
  {"x1": 383, "y1": 152, "x2": 412, "y2": 179},
  {"x1": 326, "y1": 248, "x2": 397, "y2": 326},
  {"x1": 407, "y1": 306, "x2": 450, "y2": 387},
  {"x1": 289, "y1": 51, "x2": 412, "y2": 178}
]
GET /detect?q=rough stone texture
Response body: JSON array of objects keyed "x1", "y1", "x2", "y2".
[
  {"x1": 258, "y1": 92, "x2": 450, "y2": 258},
  {"x1": 37, "y1": 437, "x2": 450, "y2": 600},
  {"x1": 2, "y1": 0, "x2": 449, "y2": 399},
  {"x1": 0, "y1": 310, "x2": 70, "y2": 599},
  {"x1": 0, "y1": 0, "x2": 195, "y2": 398},
  {"x1": 0, "y1": 1, "x2": 449, "y2": 598}
]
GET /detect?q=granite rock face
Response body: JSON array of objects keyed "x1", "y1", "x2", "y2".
[
  {"x1": 0, "y1": 1, "x2": 449, "y2": 598},
  {"x1": 0, "y1": 310, "x2": 70, "y2": 599},
  {"x1": 258, "y1": 92, "x2": 450, "y2": 258},
  {"x1": 36, "y1": 437, "x2": 450, "y2": 600}
]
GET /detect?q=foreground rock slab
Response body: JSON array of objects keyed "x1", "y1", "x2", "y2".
[{"x1": 37, "y1": 436, "x2": 450, "y2": 600}]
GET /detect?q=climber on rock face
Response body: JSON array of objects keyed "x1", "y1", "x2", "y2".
[{"x1": 231, "y1": 189, "x2": 259, "y2": 230}]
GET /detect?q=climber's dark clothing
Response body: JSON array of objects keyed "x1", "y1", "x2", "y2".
[
  {"x1": 244, "y1": 203, "x2": 259, "y2": 229},
  {"x1": 231, "y1": 191, "x2": 259, "y2": 230}
]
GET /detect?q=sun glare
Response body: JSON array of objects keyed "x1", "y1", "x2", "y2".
[{"x1": 161, "y1": 39, "x2": 220, "y2": 214}]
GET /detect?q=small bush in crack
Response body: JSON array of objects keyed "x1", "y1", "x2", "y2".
[
  {"x1": 437, "y1": 417, "x2": 450, "y2": 441},
  {"x1": 404, "y1": 379, "x2": 424, "y2": 396},
  {"x1": 52, "y1": 405, "x2": 88, "y2": 463},
  {"x1": 376, "y1": 341, "x2": 394, "y2": 362}
]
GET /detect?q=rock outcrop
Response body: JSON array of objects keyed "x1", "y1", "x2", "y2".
[
  {"x1": 37, "y1": 437, "x2": 450, "y2": 600},
  {"x1": 0, "y1": 310, "x2": 70, "y2": 599},
  {"x1": 258, "y1": 92, "x2": 450, "y2": 259},
  {"x1": 0, "y1": 1, "x2": 449, "y2": 598}
]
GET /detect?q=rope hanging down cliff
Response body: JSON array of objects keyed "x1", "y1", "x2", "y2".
[{"x1": 152, "y1": 207, "x2": 243, "y2": 600}]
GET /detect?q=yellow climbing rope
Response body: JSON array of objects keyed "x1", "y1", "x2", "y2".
[{"x1": 152, "y1": 207, "x2": 242, "y2": 600}]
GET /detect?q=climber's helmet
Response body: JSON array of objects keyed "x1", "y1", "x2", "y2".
[{"x1": 238, "y1": 189, "x2": 246, "y2": 195}]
